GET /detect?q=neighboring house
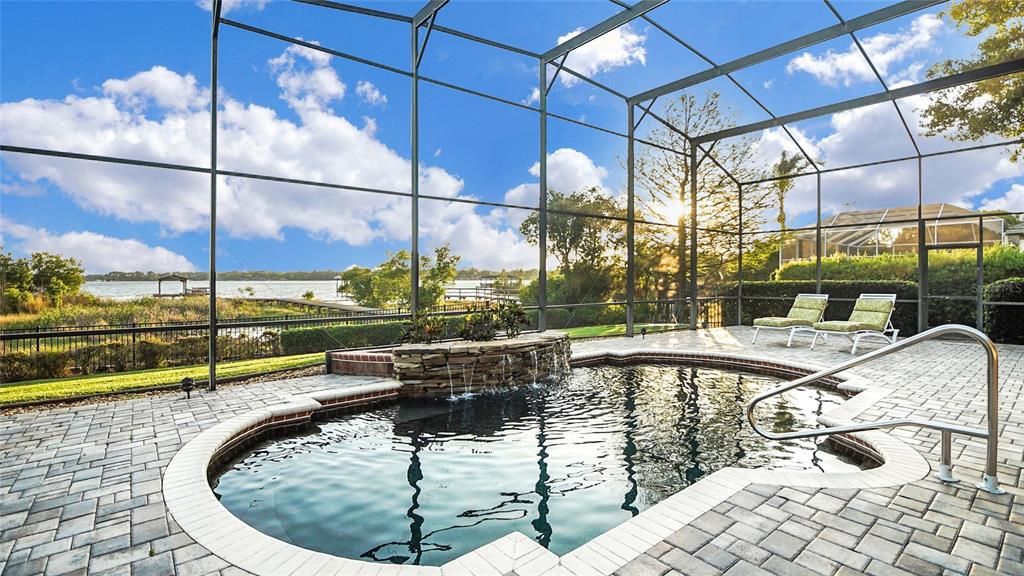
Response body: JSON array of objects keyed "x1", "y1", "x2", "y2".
[
  {"x1": 1007, "y1": 223, "x2": 1024, "y2": 249},
  {"x1": 779, "y1": 203, "x2": 1007, "y2": 265}
]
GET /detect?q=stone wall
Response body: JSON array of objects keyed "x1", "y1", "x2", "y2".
[{"x1": 392, "y1": 332, "x2": 570, "y2": 399}]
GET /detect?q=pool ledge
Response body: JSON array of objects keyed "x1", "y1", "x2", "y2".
[{"x1": 163, "y1": 350, "x2": 929, "y2": 576}]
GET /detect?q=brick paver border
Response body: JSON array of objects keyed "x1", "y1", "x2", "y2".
[{"x1": 163, "y1": 350, "x2": 929, "y2": 576}]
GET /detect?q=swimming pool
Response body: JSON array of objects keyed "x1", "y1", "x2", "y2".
[{"x1": 212, "y1": 364, "x2": 866, "y2": 566}]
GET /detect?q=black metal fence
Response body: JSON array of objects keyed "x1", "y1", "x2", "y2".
[{"x1": 0, "y1": 303, "x2": 498, "y2": 380}]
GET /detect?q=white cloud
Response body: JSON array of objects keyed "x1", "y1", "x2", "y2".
[
  {"x1": 745, "y1": 95, "x2": 1023, "y2": 226},
  {"x1": 268, "y1": 42, "x2": 346, "y2": 110},
  {"x1": 763, "y1": 79, "x2": 775, "y2": 90},
  {"x1": 556, "y1": 25, "x2": 646, "y2": 87},
  {"x1": 2, "y1": 218, "x2": 196, "y2": 273},
  {"x1": 522, "y1": 86, "x2": 540, "y2": 106},
  {"x1": 0, "y1": 45, "x2": 543, "y2": 270},
  {"x1": 786, "y1": 14, "x2": 945, "y2": 86},
  {"x1": 503, "y1": 147, "x2": 610, "y2": 207},
  {"x1": 355, "y1": 80, "x2": 387, "y2": 107},
  {"x1": 981, "y1": 184, "x2": 1024, "y2": 212},
  {"x1": 102, "y1": 66, "x2": 205, "y2": 111},
  {"x1": 196, "y1": 0, "x2": 267, "y2": 15},
  {"x1": 0, "y1": 180, "x2": 45, "y2": 197}
]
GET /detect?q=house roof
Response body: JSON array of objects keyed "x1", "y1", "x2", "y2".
[
  {"x1": 820, "y1": 203, "x2": 990, "y2": 228},
  {"x1": 157, "y1": 273, "x2": 189, "y2": 281},
  {"x1": 786, "y1": 203, "x2": 1005, "y2": 249}
]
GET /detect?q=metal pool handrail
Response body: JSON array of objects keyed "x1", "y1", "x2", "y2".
[{"x1": 746, "y1": 324, "x2": 1004, "y2": 494}]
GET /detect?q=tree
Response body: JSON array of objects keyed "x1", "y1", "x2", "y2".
[
  {"x1": 770, "y1": 150, "x2": 810, "y2": 232},
  {"x1": 519, "y1": 187, "x2": 626, "y2": 304},
  {"x1": 1, "y1": 249, "x2": 33, "y2": 292},
  {"x1": 30, "y1": 252, "x2": 85, "y2": 304},
  {"x1": 339, "y1": 245, "x2": 460, "y2": 309},
  {"x1": 633, "y1": 91, "x2": 774, "y2": 317},
  {"x1": 769, "y1": 150, "x2": 813, "y2": 264},
  {"x1": 1, "y1": 249, "x2": 84, "y2": 311},
  {"x1": 922, "y1": 0, "x2": 1024, "y2": 160},
  {"x1": 418, "y1": 244, "x2": 459, "y2": 308}
]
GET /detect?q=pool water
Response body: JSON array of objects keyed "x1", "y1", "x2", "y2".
[{"x1": 213, "y1": 364, "x2": 865, "y2": 566}]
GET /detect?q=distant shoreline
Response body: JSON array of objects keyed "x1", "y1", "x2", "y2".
[{"x1": 84, "y1": 269, "x2": 538, "y2": 282}]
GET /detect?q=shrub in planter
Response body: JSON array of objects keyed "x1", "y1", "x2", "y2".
[
  {"x1": 984, "y1": 278, "x2": 1024, "y2": 344},
  {"x1": 403, "y1": 313, "x2": 448, "y2": 344},
  {"x1": 495, "y1": 301, "x2": 529, "y2": 339},
  {"x1": 458, "y1": 307, "x2": 499, "y2": 341}
]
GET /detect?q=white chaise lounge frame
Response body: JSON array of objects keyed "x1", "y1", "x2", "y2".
[
  {"x1": 810, "y1": 293, "x2": 899, "y2": 354},
  {"x1": 751, "y1": 293, "x2": 829, "y2": 347}
]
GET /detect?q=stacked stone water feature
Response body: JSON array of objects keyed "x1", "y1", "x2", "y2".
[{"x1": 392, "y1": 332, "x2": 570, "y2": 398}]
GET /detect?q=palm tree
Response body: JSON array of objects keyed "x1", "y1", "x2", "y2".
[{"x1": 771, "y1": 151, "x2": 812, "y2": 263}]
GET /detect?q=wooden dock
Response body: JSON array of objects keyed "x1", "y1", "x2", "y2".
[{"x1": 247, "y1": 297, "x2": 380, "y2": 314}]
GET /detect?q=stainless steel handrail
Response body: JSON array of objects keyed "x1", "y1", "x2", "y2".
[{"x1": 746, "y1": 324, "x2": 1004, "y2": 494}]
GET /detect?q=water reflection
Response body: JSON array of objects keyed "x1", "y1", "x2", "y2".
[{"x1": 214, "y1": 364, "x2": 863, "y2": 566}]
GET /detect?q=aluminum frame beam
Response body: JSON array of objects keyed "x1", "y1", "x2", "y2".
[
  {"x1": 541, "y1": 0, "x2": 668, "y2": 63},
  {"x1": 413, "y1": 0, "x2": 448, "y2": 28},
  {"x1": 629, "y1": 0, "x2": 943, "y2": 104},
  {"x1": 209, "y1": 0, "x2": 223, "y2": 390},
  {"x1": 295, "y1": 0, "x2": 412, "y2": 23},
  {"x1": 694, "y1": 58, "x2": 1024, "y2": 144}
]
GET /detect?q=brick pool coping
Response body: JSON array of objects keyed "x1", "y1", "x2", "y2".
[{"x1": 162, "y1": 349, "x2": 929, "y2": 576}]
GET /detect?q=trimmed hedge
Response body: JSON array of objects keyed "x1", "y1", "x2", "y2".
[
  {"x1": 530, "y1": 304, "x2": 628, "y2": 330},
  {"x1": 984, "y1": 278, "x2": 1024, "y2": 344},
  {"x1": 280, "y1": 322, "x2": 409, "y2": 354},
  {"x1": 722, "y1": 280, "x2": 919, "y2": 335},
  {"x1": 278, "y1": 318, "x2": 467, "y2": 354},
  {"x1": 776, "y1": 246, "x2": 1024, "y2": 295},
  {"x1": 1, "y1": 341, "x2": 136, "y2": 383},
  {"x1": 1, "y1": 351, "x2": 74, "y2": 382}
]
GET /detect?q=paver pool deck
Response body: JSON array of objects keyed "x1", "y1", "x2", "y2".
[{"x1": 0, "y1": 326, "x2": 1021, "y2": 576}]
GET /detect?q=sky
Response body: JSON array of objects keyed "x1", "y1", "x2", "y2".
[{"x1": 1, "y1": 0, "x2": 1021, "y2": 274}]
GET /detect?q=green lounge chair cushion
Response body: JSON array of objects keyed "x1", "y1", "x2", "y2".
[
  {"x1": 845, "y1": 298, "x2": 894, "y2": 332},
  {"x1": 753, "y1": 295, "x2": 826, "y2": 328},
  {"x1": 813, "y1": 320, "x2": 881, "y2": 333},
  {"x1": 754, "y1": 317, "x2": 812, "y2": 328}
]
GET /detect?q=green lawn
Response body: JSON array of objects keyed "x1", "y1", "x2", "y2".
[
  {"x1": 0, "y1": 353, "x2": 323, "y2": 406},
  {"x1": 563, "y1": 323, "x2": 685, "y2": 339}
]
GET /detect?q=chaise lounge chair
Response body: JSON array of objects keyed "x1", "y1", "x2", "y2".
[
  {"x1": 751, "y1": 293, "x2": 829, "y2": 346},
  {"x1": 810, "y1": 293, "x2": 899, "y2": 354}
]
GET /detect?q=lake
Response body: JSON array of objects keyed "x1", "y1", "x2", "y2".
[{"x1": 83, "y1": 280, "x2": 489, "y2": 302}]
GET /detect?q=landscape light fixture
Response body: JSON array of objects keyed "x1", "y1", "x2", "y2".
[{"x1": 181, "y1": 377, "x2": 196, "y2": 399}]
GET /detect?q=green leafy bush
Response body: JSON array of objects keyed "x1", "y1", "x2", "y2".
[
  {"x1": 105, "y1": 342, "x2": 131, "y2": 372},
  {"x1": 1, "y1": 353, "x2": 34, "y2": 382},
  {"x1": 722, "y1": 280, "x2": 919, "y2": 335},
  {"x1": 280, "y1": 321, "x2": 409, "y2": 354},
  {"x1": 777, "y1": 246, "x2": 1024, "y2": 295},
  {"x1": 984, "y1": 278, "x2": 1024, "y2": 344},
  {"x1": 71, "y1": 345, "x2": 103, "y2": 375},
  {"x1": 528, "y1": 304, "x2": 628, "y2": 330},
  {"x1": 495, "y1": 301, "x2": 529, "y2": 339},
  {"x1": 138, "y1": 340, "x2": 170, "y2": 369},
  {"x1": 402, "y1": 313, "x2": 448, "y2": 344},
  {"x1": 458, "y1": 307, "x2": 499, "y2": 341},
  {"x1": 32, "y1": 351, "x2": 73, "y2": 380}
]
